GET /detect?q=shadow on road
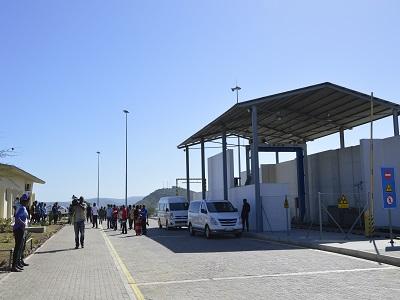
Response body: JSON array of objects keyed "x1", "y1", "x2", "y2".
[
  {"x1": 145, "y1": 227, "x2": 298, "y2": 253},
  {"x1": 35, "y1": 248, "x2": 76, "y2": 254}
]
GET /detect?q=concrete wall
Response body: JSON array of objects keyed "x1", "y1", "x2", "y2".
[
  {"x1": 207, "y1": 149, "x2": 234, "y2": 200},
  {"x1": 229, "y1": 183, "x2": 289, "y2": 232},
  {"x1": 360, "y1": 136, "x2": 400, "y2": 228}
]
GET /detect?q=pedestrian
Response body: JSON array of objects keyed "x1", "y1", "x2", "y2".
[
  {"x1": 241, "y1": 198, "x2": 250, "y2": 232},
  {"x1": 86, "y1": 204, "x2": 92, "y2": 223},
  {"x1": 106, "y1": 204, "x2": 112, "y2": 229},
  {"x1": 129, "y1": 205, "x2": 135, "y2": 230},
  {"x1": 140, "y1": 205, "x2": 148, "y2": 235},
  {"x1": 52, "y1": 202, "x2": 59, "y2": 224},
  {"x1": 34, "y1": 201, "x2": 40, "y2": 224},
  {"x1": 112, "y1": 205, "x2": 118, "y2": 231},
  {"x1": 134, "y1": 206, "x2": 141, "y2": 235},
  {"x1": 11, "y1": 194, "x2": 29, "y2": 272},
  {"x1": 121, "y1": 205, "x2": 128, "y2": 234},
  {"x1": 72, "y1": 196, "x2": 86, "y2": 249},
  {"x1": 92, "y1": 203, "x2": 98, "y2": 228},
  {"x1": 118, "y1": 207, "x2": 123, "y2": 231},
  {"x1": 30, "y1": 201, "x2": 36, "y2": 222},
  {"x1": 42, "y1": 203, "x2": 47, "y2": 222}
]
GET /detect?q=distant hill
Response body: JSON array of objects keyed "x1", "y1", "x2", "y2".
[
  {"x1": 136, "y1": 187, "x2": 201, "y2": 215},
  {"x1": 44, "y1": 196, "x2": 143, "y2": 208}
]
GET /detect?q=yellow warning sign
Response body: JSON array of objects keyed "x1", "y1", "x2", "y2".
[
  {"x1": 386, "y1": 184, "x2": 393, "y2": 193},
  {"x1": 338, "y1": 195, "x2": 349, "y2": 209},
  {"x1": 284, "y1": 197, "x2": 289, "y2": 209}
]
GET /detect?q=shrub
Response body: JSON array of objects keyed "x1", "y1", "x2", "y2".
[{"x1": 0, "y1": 219, "x2": 12, "y2": 233}]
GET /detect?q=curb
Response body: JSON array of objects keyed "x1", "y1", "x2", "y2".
[{"x1": 246, "y1": 232, "x2": 400, "y2": 268}]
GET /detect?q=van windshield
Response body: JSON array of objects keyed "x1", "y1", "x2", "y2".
[
  {"x1": 170, "y1": 202, "x2": 189, "y2": 211},
  {"x1": 206, "y1": 202, "x2": 236, "y2": 213}
]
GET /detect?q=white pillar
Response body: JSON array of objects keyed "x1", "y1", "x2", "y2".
[
  {"x1": 0, "y1": 188, "x2": 5, "y2": 219},
  {"x1": 6, "y1": 189, "x2": 13, "y2": 219}
]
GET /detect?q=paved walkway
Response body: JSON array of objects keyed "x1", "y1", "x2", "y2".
[
  {"x1": 0, "y1": 224, "x2": 135, "y2": 300},
  {"x1": 248, "y1": 228, "x2": 400, "y2": 266}
]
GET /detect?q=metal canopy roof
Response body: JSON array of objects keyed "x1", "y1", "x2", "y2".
[{"x1": 178, "y1": 82, "x2": 400, "y2": 149}]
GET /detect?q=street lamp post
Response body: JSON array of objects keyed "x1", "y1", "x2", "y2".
[
  {"x1": 123, "y1": 110, "x2": 129, "y2": 208},
  {"x1": 96, "y1": 151, "x2": 100, "y2": 207},
  {"x1": 231, "y1": 85, "x2": 242, "y2": 186}
]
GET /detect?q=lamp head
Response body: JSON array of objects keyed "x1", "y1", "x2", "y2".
[{"x1": 123, "y1": 110, "x2": 129, "y2": 114}]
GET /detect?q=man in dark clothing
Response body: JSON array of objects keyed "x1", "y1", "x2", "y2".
[
  {"x1": 241, "y1": 199, "x2": 250, "y2": 232},
  {"x1": 52, "y1": 202, "x2": 59, "y2": 224}
]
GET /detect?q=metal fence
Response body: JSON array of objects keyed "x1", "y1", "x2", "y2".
[{"x1": 317, "y1": 192, "x2": 368, "y2": 239}]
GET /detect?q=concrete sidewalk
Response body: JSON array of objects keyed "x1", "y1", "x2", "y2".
[
  {"x1": 247, "y1": 228, "x2": 400, "y2": 267},
  {"x1": 0, "y1": 224, "x2": 135, "y2": 300}
]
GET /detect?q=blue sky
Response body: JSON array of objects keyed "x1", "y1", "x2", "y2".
[{"x1": 1, "y1": 1, "x2": 399, "y2": 202}]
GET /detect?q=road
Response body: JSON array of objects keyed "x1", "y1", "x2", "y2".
[{"x1": 104, "y1": 220, "x2": 400, "y2": 300}]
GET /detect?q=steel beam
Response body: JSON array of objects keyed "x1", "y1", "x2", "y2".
[
  {"x1": 222, "y1": 131, "x2": 228, "y2": 200},
  {"x1": 394, "y1": 109, "x2": 399, "y2": 136},
  {"x1": 201, "y1": 139, "x2": 206, "y2": 199},
  {"x1": 251, "y1": 106, "x2": 263, "y2": 232},
  {"x1": 340, "y1": 128, "x2": 345, "y2": 149},
  {"x1": 185, "y1": 146, "x2": 190, "y2": 202}
]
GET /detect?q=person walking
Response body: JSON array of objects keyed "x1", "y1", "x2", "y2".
[
  {"x1": 72, "y1": 196, "x2": 86, "y2": 249},
  {"x1": 241, "y1": 198, "x2": 251, "y2": 232},
  {"x1": 121, "y1": 205, "x2": 128, "y2": 234},
  {"x1": 86, "y1": 204, "x2": 92, "y2": 224},
  {"x1": 11, "y1": 194, "x2": 30, "y2": 272},
  {"x1": 92, "y1": 203, "x2": 98, "y2": 228}
]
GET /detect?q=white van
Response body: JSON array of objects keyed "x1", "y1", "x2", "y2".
[
  {"x1": 157, "y1": 196, "x2": 189, "y2": 229},
  {"x1": 187, "y1": 199, "x2": 242, "y2": 239}
]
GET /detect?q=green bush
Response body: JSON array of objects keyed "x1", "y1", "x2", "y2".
[{"x1": 0, "y1": 219, "x2": 12, "y2": 233}]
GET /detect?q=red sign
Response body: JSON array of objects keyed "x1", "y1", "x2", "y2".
[{"x1": 384, "y1": 172, "x2": 392, "y2": 179}]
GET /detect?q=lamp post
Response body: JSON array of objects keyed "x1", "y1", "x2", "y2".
[
  {"x1": 96, "y1": 151, "x2": 100, "y2": 207},
  {"x1": 231, "y1": 85, "x2": 242, "y2": 186},
  {"x1": 123, "y1": 110, "x2": 129, "y2": 208}
]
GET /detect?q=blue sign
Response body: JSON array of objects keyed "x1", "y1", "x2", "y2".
[{"x1": 381, "y1": 167, "x2": 397, "y2": 209}]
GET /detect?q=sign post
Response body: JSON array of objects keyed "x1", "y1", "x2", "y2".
[{"x1": 381, "y1": 167, "x2": 400, "y2": 251}]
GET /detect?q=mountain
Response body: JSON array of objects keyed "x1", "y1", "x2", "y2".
[
  {"x1": 44, "y1": 196, "x2": 144, "y2": 208},
  {"x1": 136, "y1": 187, "x2": 201, "y2": 215}
]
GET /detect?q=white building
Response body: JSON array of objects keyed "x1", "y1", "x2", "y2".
[{"x1": 0, "y1": 163, "x2": 45, "y2": 219}]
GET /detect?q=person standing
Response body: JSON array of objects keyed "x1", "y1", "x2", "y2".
[
  {"x1": 241, "y1": 199, "x2": 251, "y2": 232},
  {"x1": 140, "y1": 205, "x2": 148, "y2": 235},
  {"x1": 112, "y1": 205, "x2": 118, "y2": 231},
  {"x1": 92, "y1": 203, "x2": 98, "y2": 228},
  {"x1": 11, "y1": 194, "x2": 29, "y2": 272},
  {"x1": 106, "y1": 205, "x2": 112, "y2": 229},
  {"x1": 129, "y1": 205, "x2": 135, "y2": 230},
  {"x1": 86, "y1": 204, "x2": 92, "y2": 224},
  {"x1": 121, "y1": 205, "x2": 128, "y2": 234},
  {"x1": 72, "y1": 196, "x2": 86, "y2": 249},
  {"x1": 52, "y1": 202, "x2": 59, "y2": 224}
]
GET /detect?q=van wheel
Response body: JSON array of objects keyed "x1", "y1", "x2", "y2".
[
  {"x1": 235, "y1": 232, "x2": 242, "y2": 238},
  {"x1": 158, "y1": 219, "x2": 162, "y2": 229},
  {"x1": 189, "y1": 223, "x2": 195, "y2": 236},
  {"x1": 205, "y1": 225, "x2": 211, "y2": 239}
]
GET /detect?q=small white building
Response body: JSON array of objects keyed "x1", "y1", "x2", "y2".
[{"x1": 0, "y1": 163, "x2": 45, "y2": 219}]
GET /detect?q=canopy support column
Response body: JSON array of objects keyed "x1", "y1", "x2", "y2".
[
  {"x1": 251, "y1": 106, "x2": 262, "y2": 232},
  {"x1": 185, "y1": 146, "x2": 190, "y2": 202},
  {"x1": 393, "y1": 109, "x2": 399, "y2": 136},
  {"x1": 222, "y1": 131, "x2": 228, "y2": 200},
  {"x1": 275, "y1": 152, "x2": 279, "y2": 164},
  {"x1": 201, "y1": 139, "x2": 206, "y2": 199},
  {"x1": 340, "y1": 128, "x2": 345, "y2": 149},
  {"x1": 245, "y1": 145, "x2": 250, "y2": 183}
]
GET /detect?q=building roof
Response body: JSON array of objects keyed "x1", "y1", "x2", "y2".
[
  {"x1": 178, "y1": 82, "x2": 400, "y2": 148},
  {"x1": 0, "y1": 163, "x2": 45, "y2": 184}
]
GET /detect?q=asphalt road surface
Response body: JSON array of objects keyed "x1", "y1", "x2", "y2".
[{"x1": 104, "y1": 220, "x2": 400, "y2": 300}]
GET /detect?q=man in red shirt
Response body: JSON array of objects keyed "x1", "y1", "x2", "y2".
[
  {"x1": 121, "y1": 205, "x2": 128, "y2": 234},
  {"x1": 112, "y1": 205, "x2": 118, "y2": 231}
]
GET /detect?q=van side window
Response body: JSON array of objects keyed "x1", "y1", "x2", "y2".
[{"x1": 189, "y1": 201, "x2": 200, "y2": 213}]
